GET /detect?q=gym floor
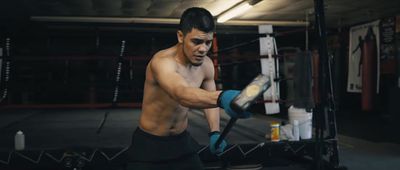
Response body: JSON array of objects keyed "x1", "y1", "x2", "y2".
[{"x1": 1, "y1": 108, "x2": 399, "y2": 170}]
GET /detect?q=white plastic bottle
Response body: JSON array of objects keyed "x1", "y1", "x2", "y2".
[
  {"x1": 292, "y1": 120, "x2": 300, "y2": 141},
  {"x1": 15, "y1": 130, "x2": 25, "y2": 150}
]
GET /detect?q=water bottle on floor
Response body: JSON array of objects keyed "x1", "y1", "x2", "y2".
[{"x1": 15, "y1": 130, "x2": 25, "y2": 151}]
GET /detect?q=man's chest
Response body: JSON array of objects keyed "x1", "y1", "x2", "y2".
[{"x1": 176, "y1": 68, "x2": 204, "y2": 87}]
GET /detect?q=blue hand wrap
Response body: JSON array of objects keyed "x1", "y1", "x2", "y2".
[{"x1": 218, "y1": 90, "x2": 252, "y2": 118}]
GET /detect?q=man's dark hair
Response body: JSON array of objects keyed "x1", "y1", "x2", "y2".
[{"x1": 179, "y1": 7, "x2": 215, "y2": 35}]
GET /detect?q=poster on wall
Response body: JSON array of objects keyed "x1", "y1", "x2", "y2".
[
  {"x1": 347, "y1": 20, "x2": 380, "y2": 93},
  {"x1": 379, "y1": 17, "x2": 396, "y2": 74}
]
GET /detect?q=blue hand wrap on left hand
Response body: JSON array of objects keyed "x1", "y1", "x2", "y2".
[{"x1": 209, "y1": 131, "x2": 227, "y2": 155}]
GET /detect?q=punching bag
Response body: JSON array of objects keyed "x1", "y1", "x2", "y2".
[{"x1": 361, "y1": 27, "x2": 378, "y2": 111}]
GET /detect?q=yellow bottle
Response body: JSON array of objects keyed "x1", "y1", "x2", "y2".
[{"x1": 271, "y1": 122, "x2": 280, "y2": 142}]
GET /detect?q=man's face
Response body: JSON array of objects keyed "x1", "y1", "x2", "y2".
[{"x1": 178, "y1": 28, "x2": 213, "y2": 66}]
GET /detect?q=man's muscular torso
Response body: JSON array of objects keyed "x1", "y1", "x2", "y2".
[{"x1": 139, "y1": 45, "x2": 213, "y2": 136}]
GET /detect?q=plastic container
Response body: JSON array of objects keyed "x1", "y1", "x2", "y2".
[
  {"x1": 292, "y1": 120, "x2": 300, "y2": 141},
  {"x1": 15, "y1": 130, "x2": 25, "y2": 150},
  {"x1": 288, "y1": 106, "x2": 313, "y2": 139},
  {"x1": 270, "y1": 122, "x2": 280, "y2": 142}
]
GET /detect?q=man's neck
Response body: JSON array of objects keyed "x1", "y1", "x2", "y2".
[{"x1": 174, "y1": 43, "x2": 193, "y2": 69}]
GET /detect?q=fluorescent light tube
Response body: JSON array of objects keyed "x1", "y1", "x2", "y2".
[{"x1": 217, "y1": 2, "x2": 253, "y2": 23}]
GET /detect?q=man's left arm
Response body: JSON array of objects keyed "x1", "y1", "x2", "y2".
[
  {"x1": 201, "y1": 57, "x2": 221, "y2": 132},
  {"x1": 201, "y1": 57, "x2": 228, "y2": 155},
  {"x1": 202, "y1": 77, "x2": 220, "y2": 132}
]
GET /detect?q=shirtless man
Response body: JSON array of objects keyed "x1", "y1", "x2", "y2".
[{"x1": 126, "y1": 7, "x2": 251, "y2": 170}]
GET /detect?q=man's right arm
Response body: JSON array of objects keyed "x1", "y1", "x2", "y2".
[
  {"x1": 151, "y1": 55, "x2": 251, "y2": 119},
  {"x1": 150, "y1": 57, "x2": 221, "y2": 109}
]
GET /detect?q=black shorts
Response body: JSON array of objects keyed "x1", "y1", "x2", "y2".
[{"x1": 125, "y1": 127, "x2": 204, "y2": 170}]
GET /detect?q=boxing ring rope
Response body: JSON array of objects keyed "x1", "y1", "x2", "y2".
[
  {"x1": 0, "y1": 39, "x2": 287, "y2": 109},
  {"x1": 0, "y1": 39, "x2": 147, "y2": 109},
  {"x1": 0, "y1": 27, "x2": 309, "y2": 109}
]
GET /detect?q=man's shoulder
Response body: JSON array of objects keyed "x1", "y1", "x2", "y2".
[
  {"x1": 152, "y1": 46, "x2": 176, "y2": 61},
  {"x1": 203, "y1": 55, "x2": 213, "y2": 64},
  {"x1": 150, "y1": 49, "x2": 177, "y2": 70},
  {"x1": 200, "y1": 56, "x2": 215, "y2": 78},
  {"x1": 152, "y1": 51, "x2": 172, "y2": 63},
  {"x1": 201, "y1": 56, "x2": 214, "y2": 69}
]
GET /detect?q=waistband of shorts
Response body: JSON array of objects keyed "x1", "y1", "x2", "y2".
[{"x1": 135, "y1": 127, "x2": 189, "y2": 141}]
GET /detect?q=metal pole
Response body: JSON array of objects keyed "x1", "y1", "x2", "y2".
[{"x1": 313, "y1": 0, "x2": 328, "y2": 169}]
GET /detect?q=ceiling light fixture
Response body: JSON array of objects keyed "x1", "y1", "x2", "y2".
[{"x1": 217, "y1": 0, "x2": 262, "y2": 23}]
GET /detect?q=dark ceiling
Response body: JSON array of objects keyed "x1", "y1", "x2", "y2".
[{"x1": 1, "y1": 0, "x2": 400, "y2": 29}]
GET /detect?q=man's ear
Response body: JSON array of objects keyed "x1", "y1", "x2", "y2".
[{"x1": 177, "y1": 30, "x2": 184, "y2": 43}]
